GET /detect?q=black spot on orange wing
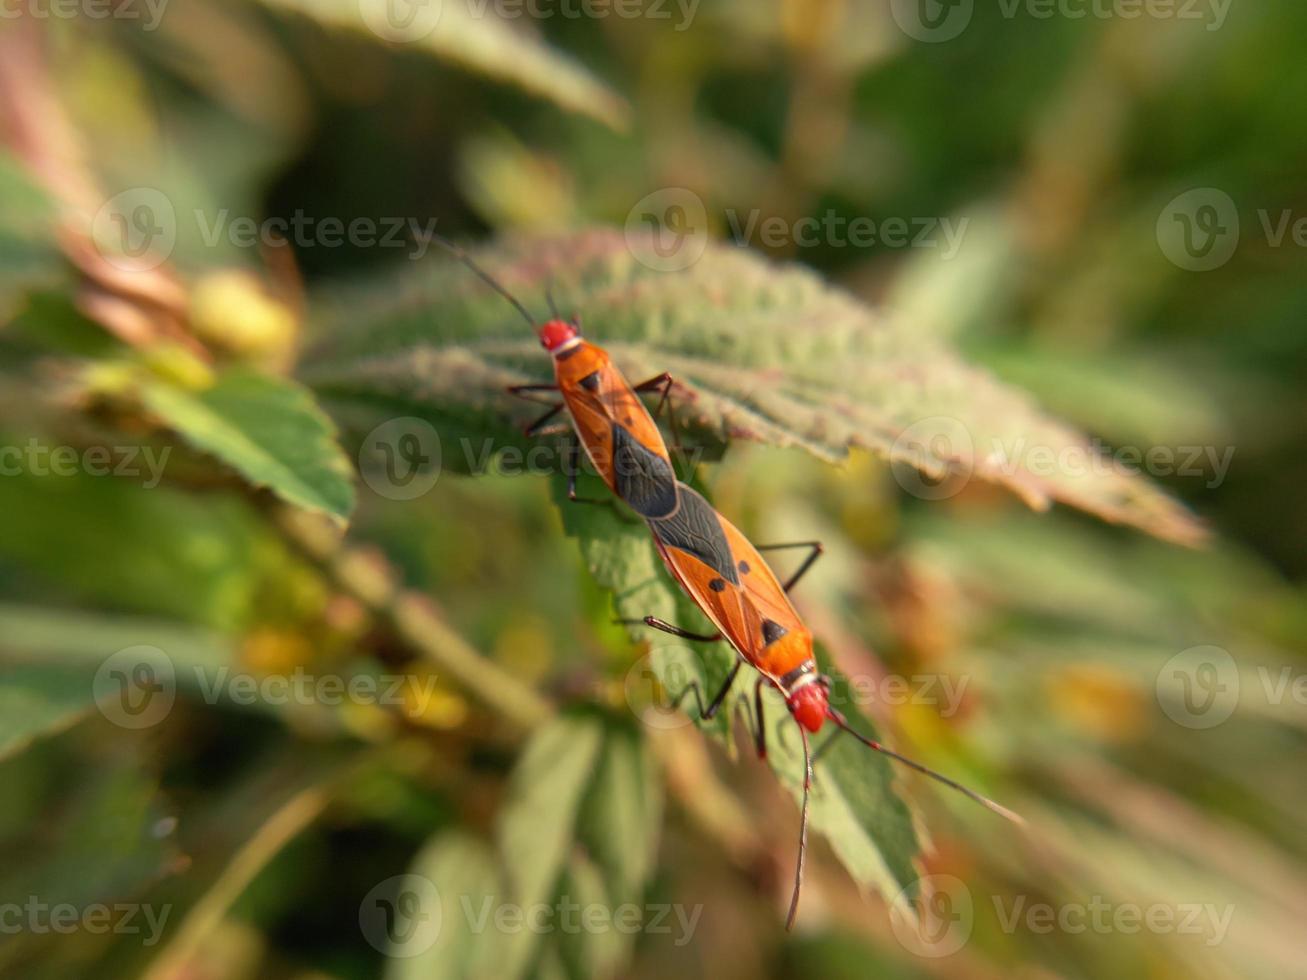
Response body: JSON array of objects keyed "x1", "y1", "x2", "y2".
[
  {"x1": 610, "y1": 424, "x2": 678, "y2": 520},
  {"x1": 761, "y1": 619, "x2": 788, "y2": 646},
  {"x1": 647, "y1": 484, "x2": 739, "y2": 587},
  {"x1": 579, "y1": 371, "x2": 601, "y2": 391}
]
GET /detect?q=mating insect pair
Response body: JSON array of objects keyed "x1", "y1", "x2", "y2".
[{"x1": 435, "y1": 237, "x2": 1022, "y2": 929}]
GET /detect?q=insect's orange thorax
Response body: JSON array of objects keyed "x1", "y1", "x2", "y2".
[
  {"x1": 552, "y1": 339, "x2": 603, "y2": 382},
  {"x1": 752, "y1": 626, "x2": 814, "y2": 682}
]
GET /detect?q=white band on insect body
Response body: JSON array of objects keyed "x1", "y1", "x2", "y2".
[
  {"x1": 552, "y1": 337, "x2": 583, "y2": 355},
  {"x1": 783, "y1": 667, "x2": 821, "y2": 697}
]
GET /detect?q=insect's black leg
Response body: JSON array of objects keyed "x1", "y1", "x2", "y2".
[
  {"x1": 740, "y1": 676, "x2": 768, "y2": 760},
  {"x1": 754, "y1": 541, "x2": 825, "y2": 593},
  {"x1": 508, "y1": 382, "x2": 561, "y2": 407},
  {"x1": 786, "y1": 723, "x2": 813, "y2": 931},
  {"x1": 668, "y1": 660, "x2": 742, "y2": 722},
  {"x1": 563, "y1": 438, "x2": 618, "y2": 507},
  {"x1": 634, "y1": 372, "x2": 697, "y2": 475},
  {"x1": 615, "y1": 616, "x2": 722, "y2": 642},
  {"x1": 633, "y1": 372, "x2": 675, "y2": 415},
  {"x1": 524, "y1": 402, "x2": 565, "y2": 438},
  {"x1": 668, "y1": 663, "x2": 770, "y2": 764}
]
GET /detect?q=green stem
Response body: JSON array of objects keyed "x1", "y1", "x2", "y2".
[{"x1": 276, "y1": 508, "x2": 554, "y2": 731}]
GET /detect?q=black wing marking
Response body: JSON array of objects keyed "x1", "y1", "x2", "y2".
[
  {"x1": 610, "y1": 424, "x2": 679, "y2": 520},
  {"x1": 646, "y1": 483, "x2": 740, "y2": 587},
  {"x1": 761, "y1": 619, "x2": 789, "y2": 645}
]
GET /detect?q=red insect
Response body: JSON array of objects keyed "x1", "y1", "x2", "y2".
[
  {"x1": 435, "y1": 236, "x2": 1020, "y2": 928},
  {"x1": 637, "y1": 482, "x2": 1023, "y2": 928},
  {"x1": 434, "y1": 237, "x2": 685, "y2": 519}
]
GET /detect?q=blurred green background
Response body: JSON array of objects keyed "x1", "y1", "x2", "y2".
[{"x1": 1, "y1": 1, "x2": 1305, "y2": 978}]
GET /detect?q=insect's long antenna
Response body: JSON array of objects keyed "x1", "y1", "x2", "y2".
[
  {"x1": 826, "y1": 708, "x2": 1025, "y2": 827},
  {"x1": 786, "y1": 723, "x2": 812, "y2": 931},
  {"x1": 430, "y1": 233, "x2": 538, "y2": 330}
]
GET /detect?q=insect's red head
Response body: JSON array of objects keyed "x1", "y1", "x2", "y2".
[
  {"x1": 538, "y1": 319, "x2": 580, "y2": 353},
  {"x1": 787, "y1": 683, "x2": 829, "y2": 734}
]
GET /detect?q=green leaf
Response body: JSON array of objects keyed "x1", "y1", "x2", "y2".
[
  {"x1": 495, "y1": 712, "x2": 605, "y2": 979},
  {"x1": 395, "y1": 713, "x2": 663, "y2": 980},
  {"x1": 0, "y1": 602, "x2": 234, "y2": 669},
  {"x1": 142, "y1": 369, "x2": 355, "y2": 525},
  {"x1": 0, "y1": 602, "x2": 387, "y2": 737},
  {"x1": 302, "y1": 230, "x2": 1203, "y2": 545},
  {"x1": 0, "y1": 730, "x2": 180, "y2": 978},
  {"x1": 545, "y1": 476, "x2": 924, "y2": 916},
  {"x1": 553, "y1": 849, "x2": 623, "y2": 980},
  {"x1": 0, "y1": 453, "x2": 300, "y2": 630},
  {"x1": 383, "y1": 832, "x2": 503, "y2": 980},
  {"x1": 259, "y1": 0, "x2": 628, "y2": 130},
  {"x1": 0, "y1": 663, "x2": 93, "y2": 761},
  {"x1": 980, "y1": 344, "x2": 1235, "y2": 449},
  {"x1": 2, "y1": 291, "x2": 125, "y2": 363},
  {"x1": 577, "y1": 720, "x2": 664, "y2": 904}
]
